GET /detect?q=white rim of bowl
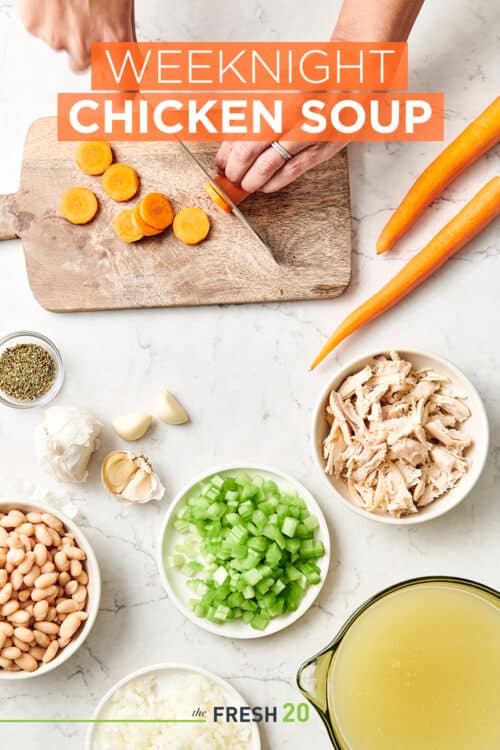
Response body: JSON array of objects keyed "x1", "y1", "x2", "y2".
[
  {"x1": 311, "y1": 348, "x2": 490, "y2": 526},
  {"x1": 157, "y1": 463, "x2": 331, "y2": 639},
  {"x1": 0, "y1": 331, "x2": 65, "y2": 409},
  {"x1": 85, "y1": 661, "x2": 261, "y2": 750},
  {"x1": 0, "y1": 501, "x2": 101, "y2": 679}
]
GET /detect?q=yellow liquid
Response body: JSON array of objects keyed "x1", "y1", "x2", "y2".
[{"x1": 328, "y1": 583, "x2": 500, "y2": 750}]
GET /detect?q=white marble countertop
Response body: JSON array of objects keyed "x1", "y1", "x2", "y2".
[{"x1": 0, "y1": 1, "x2": 499, "y2": 748}]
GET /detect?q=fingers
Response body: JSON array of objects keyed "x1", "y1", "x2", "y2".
[
  {"x1": 260, "y1": 142, "x2": 346, "y2": 193},
  {"x1": 214, "y1": 142, "x2": 233, "y2": 174},
  {"x1": 20, "y1": 0, "x2": 137, "y2": 71},
  {"x1": 223, "y1": 142, "x2": 271, "y2": 185},
  {"x1": 239, "y1": 141, "x2": 309, "y2": 193}
]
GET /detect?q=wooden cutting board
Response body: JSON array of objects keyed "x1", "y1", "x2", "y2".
[{"x1": 0, "y1": 117, "x2": 352, "y2": 312}]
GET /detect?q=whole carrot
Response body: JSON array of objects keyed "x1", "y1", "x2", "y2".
[
  {"x1": 377, "y1": 97, "x2": 500, "y2": 255},
  {"x1": 311, "y1": 176, "x2": 500, "y2": 370}
]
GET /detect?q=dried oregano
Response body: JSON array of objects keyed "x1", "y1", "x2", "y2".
[{"x1": 0, "y1": 344, "x2": 56, "y2": 401}]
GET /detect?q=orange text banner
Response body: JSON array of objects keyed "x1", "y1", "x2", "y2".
[
  {"x1": 58, "y1": 92, "x2": 444, "y2": 142},
  {"x1": 91, "y1": 42, "x2": 408, "y2": 92}
]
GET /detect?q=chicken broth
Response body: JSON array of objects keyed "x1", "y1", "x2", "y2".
[{"x1": 327, "y1": 582, "x2": 500, "y2": 750}]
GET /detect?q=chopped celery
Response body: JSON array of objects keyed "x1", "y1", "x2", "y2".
[
  {"x1": 250, "y1": 613, "x2": 270, "y2": 631},
  {"x1": 171, "y1": 471, "x2": 326, "y2": 631},
  {"x1": 281, "y1": 516, "x2": 299, "y2": 538}
]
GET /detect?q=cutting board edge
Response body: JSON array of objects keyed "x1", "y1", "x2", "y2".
[{"x1": 29, "y1": 279, "x2": 351, "y2": 313}]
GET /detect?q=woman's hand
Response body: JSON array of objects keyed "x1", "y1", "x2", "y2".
[
  {"x1": 19, "y1": 0, "x2": 136, "y2": 72},
  {"x1": 215, "y1": 0, "x2": 425, "y2": 193},
  {"x1": 215, "y1": 140, "x2": 346, "y2": 194}
]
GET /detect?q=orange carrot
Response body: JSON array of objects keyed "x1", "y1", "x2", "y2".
[
  {"x1": 203, "y1": 182, "x2": 232, "y2": 213},
  {"x1": 203, "y1": 175, "x2": 249, "y2": 214},
  {"x1": 132, "y1": 203, "x2": 163, "y2": 237},
  {"x1": 60, "y1": 187, "x2": 98, "y2": 224},
  {"x1": 102, "y1": 164, "x2": 139, "y2": 202},
  {"x1": 173, "y1": 207, "x2": 211, "y2": 245},
  {"x1": 113, "y1": 209, "x2": 144, "y2": 243},
  {"x1": 377, "y1": 97, "x2": 500, "y2": 255},
  {"x1": 312, "y1": 177, "x2": 500, "y2": 369},
  {"x1": 75, "y1": 141, "x2": 113, "y2": 175},
  {"x1": 140, "y1": 192, "x2": 174, "y2": 230}
]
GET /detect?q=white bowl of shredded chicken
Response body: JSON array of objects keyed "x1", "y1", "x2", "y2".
[{"x1": 312, "y1": 350, "x2": 489, "y2": 525}]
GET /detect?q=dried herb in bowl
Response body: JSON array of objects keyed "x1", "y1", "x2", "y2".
[{"x1": 0, "y1": 343, "x2": 56, "y2": 401}]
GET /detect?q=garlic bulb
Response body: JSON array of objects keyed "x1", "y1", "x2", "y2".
[
  {"x1": 36, "y1": 406, "x2": 102, "y2": 483},
  {"x1": 112, "y1": 412, "x2": 153, "y2": 441},
  {"x1": 156, "y1": 390, "x2": 189, "y2": 425},
  {"x1": 101, "y1": 451, "x2": 165, "y2": 504}
]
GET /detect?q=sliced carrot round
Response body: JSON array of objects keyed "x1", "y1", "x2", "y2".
[
  {"x1": 102, "y1": 164, "x2": 139, "y2": 202},
  {"x1": 113, "y1": 209, "x2": 144, "y2": 243},
  {"x1": 173, "y1": 207, "x2": 211, "y2": 245},
  {"x1": 75, "y1": 141, "x2": 113, "y2": 175},
  {"x1": 60, "y1": 187, "x2": 98, "y2": 225},
  {"x1": 203, "y1": 182, "x2": 231, "y2": 213},
  {"x1": 140, "y1": 192, "x2": 174, "y2": 230},
  {"x1": 132, "y1": 203, "x2": 163, "y2": 237}
]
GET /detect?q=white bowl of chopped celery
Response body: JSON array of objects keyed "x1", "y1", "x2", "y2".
[{"x1": 158, "y1": 465, "x2": 331, "y2": 639}]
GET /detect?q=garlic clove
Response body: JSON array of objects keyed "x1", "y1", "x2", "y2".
[
  {"x1": 122, "y1": 468, "x2": 165, "y2": 503},
  {"x1": 156, "y1": 391, "x2": 189, "y2": 425},
  {"x1": 101, "y1": 452, "x2": 138, "y2": 494},
  {"x1": 101, "y1": 451, "x2": 165, "y2": 504},
  {"x1": 112, "y1": 412, "x2": 153, "y2": 441}
]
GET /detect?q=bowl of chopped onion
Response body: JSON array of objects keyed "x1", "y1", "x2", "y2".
[{"x1": 312, "y1": 349, "x2": 489, "y2": 525}]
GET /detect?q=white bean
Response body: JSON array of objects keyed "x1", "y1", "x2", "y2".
[
  {"x1": 15, "y1": 654, "x2": 38, "y2": 672},
  {"x1": 0, "y1": 582, "x2": 13, "y2": 605},
  {"x1": 42, "y1": 640, "x2": 59, "y2": 664},
  {"x1": 34, "y1": 572, "x2": 59, "y2": 589},
  {"x1": 33, "y1": 543, "x2": 48, "y2": 566}
]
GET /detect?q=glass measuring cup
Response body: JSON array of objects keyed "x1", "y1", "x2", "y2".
[{"x1": 297, "y1": 576, "x2": 500, "y2": 750}]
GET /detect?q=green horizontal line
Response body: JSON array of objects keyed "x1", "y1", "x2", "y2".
[{"x1": 0, "y1": 720, "x2": 207, "y2": 724}]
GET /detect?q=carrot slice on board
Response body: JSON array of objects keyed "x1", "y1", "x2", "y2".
[
  {"x1": 204, "y1": 175, "x2": 250, "y2": 213},
  {"x1": 60, "y1": 187, "x2": 98, "y2": 225},
  {"x1": 204, "y1": 182, "x2": 231, "y2": 213},
  {"x1": 132, "y1": 203, "x2": 163, "y2": 237},
  {"x1": 173, "y1": 207, "x2": 211, "y2": 245},
  {"x1": 75, "y1": 141, "x2": 113, "y2": 175},
  {"x1": 377, "y1": 96, "x2": 500, "y2": 254},
  {"x1": 113, "y1": 209, "x2": 144, "y2": 243},
  {"x1": 311, "y1": 176, "x2": 500, "y2": 369},
  {"x1": 140, "y1": 192, "x2": 174, "y2": 230},
  {"x1": 102, "y1": 164, "x2": 139, "y2": 202}
]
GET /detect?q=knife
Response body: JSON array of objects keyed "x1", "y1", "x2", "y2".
[{"x1": 177, "y1": 141, "x2": 273, "y2": 255}]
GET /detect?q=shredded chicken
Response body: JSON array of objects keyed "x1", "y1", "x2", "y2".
[{"x1": 323, "y1": 352, "x2": 472, "y2": 517}]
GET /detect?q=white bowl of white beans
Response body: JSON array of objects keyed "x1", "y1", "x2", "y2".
[{"x1": 0, "y1": 502, "x2": 101, "y2": 679}]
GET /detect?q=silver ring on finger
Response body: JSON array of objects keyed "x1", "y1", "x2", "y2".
[{"x1": 270, "y1": 141, "x2": 293, "y2": 161}]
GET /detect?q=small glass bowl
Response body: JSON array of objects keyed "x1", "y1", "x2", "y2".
[{"x1": 0, "y1": 331, "x2": 64, "y2": 409}]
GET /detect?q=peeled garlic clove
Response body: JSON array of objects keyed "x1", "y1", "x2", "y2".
[
  {"x1": 112, "y1": 413, "x2": 153, "y2": 441},
  {"x1": 101, "y1": 451, "x2": 165, "y2": 504},
  {"x1": 156, "y1": 391, "x2": 189, "y2": 425},
  {"x1": 102, "y1": 452, "x2": 138, "y2": 494}
]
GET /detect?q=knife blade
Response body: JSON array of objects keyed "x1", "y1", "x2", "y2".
[{"x1": 177, "y1": 141, "x2": 273, "y2": 254}]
